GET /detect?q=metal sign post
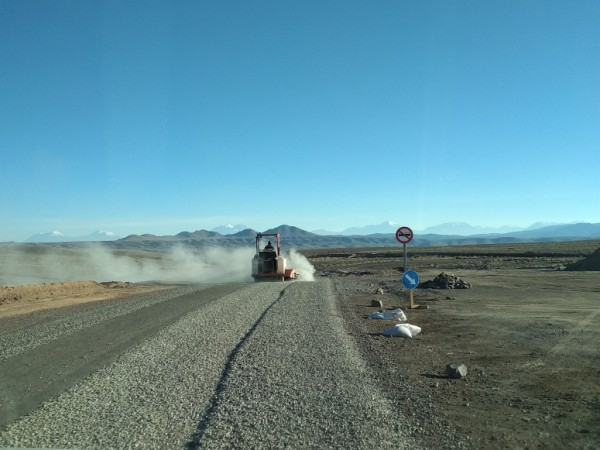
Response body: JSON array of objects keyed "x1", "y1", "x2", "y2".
[
  {"x1": 395, "y1": 226, "x2": 413, "y2": 271},
  {"x1": 397, "y1": 227, "x2": 420, "y2": 308}
]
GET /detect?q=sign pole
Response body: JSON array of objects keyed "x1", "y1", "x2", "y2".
[
  {"x1": 397, "y1": 227, "x2": 418, "y2": 309},
  {"x1": 396, "y1": 226, "x2": 413, "y2": 271},
  {"x1": 402, "y1": 269, "x2": 420, "y2": 309}
]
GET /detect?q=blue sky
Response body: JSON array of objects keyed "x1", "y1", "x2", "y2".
[{"x1": 2, "y1": 1, "x2": 599, "y2": 241}]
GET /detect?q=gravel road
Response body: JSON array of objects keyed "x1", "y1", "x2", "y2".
[
  {"x1": 0, "y1": 285, "x2": 201, "y2": 361},
  {"x1": 0, "y1": 280, "x2": 417, "y2": 449}
]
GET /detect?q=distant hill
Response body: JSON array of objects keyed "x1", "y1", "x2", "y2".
[
  {"x1": 176, "y1": 230, "x2": 222, "y2": 239},
  {"x1": 420, "y1": 222, "x2": 522, "y2": 236},
  {"x1": 231, "y1": 228, "x2": 259, "y2": 238},
  {"x1": 120, "y1": 233, "x2": 168, "y2": 241},
  {"x1": 526, "y1": 221, "x2": 562, "y2": 230},
  {"x1": 508, "y1": 223, "x2": 600, "y2": 239},
  {"x1": 340, "y1": 221, "x2": 399, "y2": 236},
  {"x1": 262, "y1": 225, "x2": 319, "y2": 238}
]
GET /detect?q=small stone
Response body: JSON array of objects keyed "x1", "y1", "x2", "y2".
[
  {"x1": 371, "y1": 299, "x2": 383, "y2": 308},
  {"x1": 375, "y1": 288, "x2": 384, "y2": 295},
  {"x1": 446, "y1": 362, "x2": 468, "y2": 379}
]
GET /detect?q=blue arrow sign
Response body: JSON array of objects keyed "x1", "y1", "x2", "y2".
[{"x1": 402, "y1": 270, "x2": 420, "y2": 289}]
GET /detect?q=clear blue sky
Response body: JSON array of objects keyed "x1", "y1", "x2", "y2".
[{"x1": 2, "y1": 1, "x2": 599, "y2": 241}]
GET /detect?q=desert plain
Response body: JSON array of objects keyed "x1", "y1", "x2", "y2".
[{"x1": 1, "y1": 239, "x2": 599, "y2": 449}]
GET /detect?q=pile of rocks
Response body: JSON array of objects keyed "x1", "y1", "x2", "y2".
[
  {"x1": 419, "y1": 272, "x2": 472, "y2": 289},
  {"x1": 317, "y1": 269, "x2": 374, "y2": 277}
]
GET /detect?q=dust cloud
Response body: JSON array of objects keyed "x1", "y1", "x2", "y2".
[
  {"x1": 0, "y1": 244, "x2": 316, "y2": 286},
  {"x1": 287, "y1": 249, "x2": 315, "y2": 281}
]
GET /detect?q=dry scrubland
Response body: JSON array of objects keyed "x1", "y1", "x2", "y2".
[{"x1": 1, "y1": 240, "x2": 599, "y2": 448}]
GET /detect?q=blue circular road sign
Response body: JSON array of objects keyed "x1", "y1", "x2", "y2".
[{"x1": 402, "y1": 270, "x2": 420, "y2": 289}]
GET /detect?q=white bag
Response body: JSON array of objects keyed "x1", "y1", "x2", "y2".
[
  {"x1": 382, "y1": 323, "x2": 422, "y2": 338},
  {"x1": 368, "y1": 308, "x2": 407, "y2": 321}
]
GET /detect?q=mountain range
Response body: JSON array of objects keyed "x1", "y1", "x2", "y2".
[
  {"x1": 17, "y1": 222, "x2": 600, "y2": 249},
  {"x1": 111, "y1": 222, "x2": 600, "y2": 251},
  {"x1": 310, "y1": 221, "x2": 565, "y2": 236}
]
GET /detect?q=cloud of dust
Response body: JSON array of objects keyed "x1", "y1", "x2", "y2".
[
  {"x1": 287, "y1": 249, "x2": 316, "y2": 281},
  {"x1": 0, "y1": 244, "x2": 257, "y2": 285},
  {"x1": 0, "y1": 244, "x2": 317, "y2": 286}
]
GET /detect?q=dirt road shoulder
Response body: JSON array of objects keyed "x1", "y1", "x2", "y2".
[{"x1": 0, "y1": 281, "x2": 169, "y2": 318}]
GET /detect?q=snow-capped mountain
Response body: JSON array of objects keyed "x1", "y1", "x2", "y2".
[
  {"x1": 211, "y1": 224, "x2": 249, "y2": 235},
  {"x1": 25, "y1": 231, "x2": 66, "y2": 243},
  {"x1": 86, "y1": 230, "x2": 120, "y2": 240},
  {"x1": 24, "y1": 230, "x2": 120, "y2": 243}
]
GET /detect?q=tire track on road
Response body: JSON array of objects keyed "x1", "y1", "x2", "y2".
[{"x1": 185, "y1": 286, "x2": 288, "y2": 450}]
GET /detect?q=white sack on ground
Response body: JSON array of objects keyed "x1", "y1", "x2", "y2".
[
  {"x1": 368, "y1": 308, "x2": 407, "y2": 321},
  {"x1": 381, "y1": 323, "x2": 422, "y2": 338}
]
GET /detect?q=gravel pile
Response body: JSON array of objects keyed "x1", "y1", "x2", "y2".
[
  {"x1": 419, "y1": 272, "x2": 472, "y2": 289},
  {"x1": 565, "y1": 247, "x2": 600, "y2": 271},
  {"x1": 0, "y1": 286, "x2": 199, "y2": 361}
]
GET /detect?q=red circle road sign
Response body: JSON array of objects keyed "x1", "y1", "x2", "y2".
[{"x1": 395, "y1": 226, "x2": 414, "y2": 244}]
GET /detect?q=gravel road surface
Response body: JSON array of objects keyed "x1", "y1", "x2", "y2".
[
  {"x1": 0, "y1": 285, "x2": 242, "y2": 429},
  {"x1": 0, "y1": 280, "x2": 417, "y2": 449},
  {"x1": 0, "y1": 285, "x2": 202, "y2": 362}
]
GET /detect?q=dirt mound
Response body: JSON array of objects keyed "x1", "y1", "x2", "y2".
[
  {"x1": 565, "y1": 247, "x2": 600, "y2": 271},
  {"x1": 419, "y1": 272, "x2": 472, "y2": 289}
]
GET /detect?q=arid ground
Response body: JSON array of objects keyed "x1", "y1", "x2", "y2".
[
  {"x1": 1, "y1": 240, "x2": 599, "y2": 448},
  {"x1": 305, "y1": 240, "x2": 600, "y2": 449},
  {"x1": 0, "y1": 280, "x2": 168, "y2": 318}
]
